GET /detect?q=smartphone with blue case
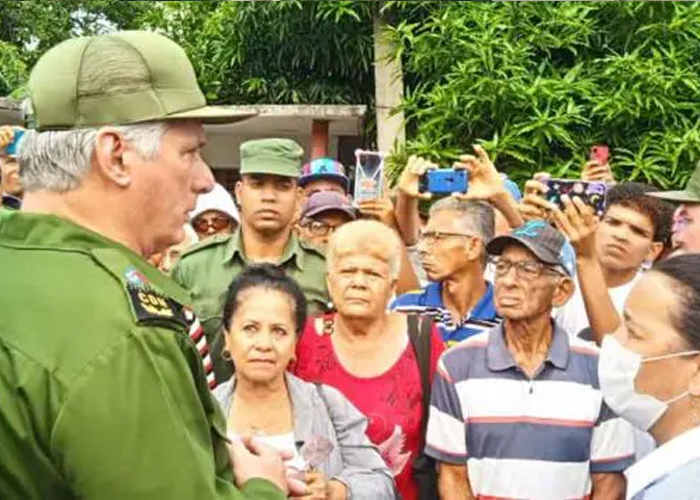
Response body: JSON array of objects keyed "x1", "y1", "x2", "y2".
[
  {"x1": 419, "y1": 168, "x2": 469, "y2": 195},
  {"x1": 4, "y1": 129, "x2": 25, "y2": 156}
]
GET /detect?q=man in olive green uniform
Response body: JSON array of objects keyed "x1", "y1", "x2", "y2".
[
  {"x1": 173, "y1": 139, "x2": 328, "y2": 381},
  {"x1": 0, "y1": 31, "x2": 292, "y2": 499}
]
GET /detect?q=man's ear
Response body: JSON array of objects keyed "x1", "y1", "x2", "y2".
[
  {"x1": 465, "y1": 238, "x2": 484, "y2": 262},
  {"x1": 552, "y1": 276, "x2": 575, "y2": 308},
  {"x1": 93, "y1": 128, "x2": 131, "y2": 188},
  {"x1": 647, "y1": 241, "x2": 664, "y2": 263},
  {"x1": 234, "y1": 180, "x2": 243, "y2": 206}
]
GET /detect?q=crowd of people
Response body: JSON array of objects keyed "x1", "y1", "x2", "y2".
[{"x1": 2, "y1": 29, "x2": 700, "y2": 500}]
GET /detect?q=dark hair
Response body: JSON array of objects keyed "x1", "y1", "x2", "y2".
[
  {"x1": 222, "y1": 264, "x2": 307, "y2": 335},
  {"x1": 605, "y1": 182, "x2": 674, "y2": 243},
  {"x1": 654, "y1": 254, "x2": 700, "y2": 350}
]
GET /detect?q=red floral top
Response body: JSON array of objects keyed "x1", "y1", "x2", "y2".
[{"x1": 292, "y1": 316, "x2": 445, "y2": 500}]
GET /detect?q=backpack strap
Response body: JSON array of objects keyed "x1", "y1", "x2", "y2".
[{"x1": 407, "y1": 314, "x2": 433, "y2": 448}]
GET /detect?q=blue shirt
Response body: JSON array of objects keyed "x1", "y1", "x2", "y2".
[
  {"x1": 391, "y1": 281, "x2": 500, "y2": 346},
  {"x1": 627, "y1": 425, "x2": 700, "y2": 500}
]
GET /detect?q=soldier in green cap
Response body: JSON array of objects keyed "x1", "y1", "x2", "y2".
[
  {"x1": 649, "y1": 163, "x2": 700, "y2": 254},
  {"x1": 0, "y1": 31, "x2": 299, "y2": 500},
  {"x1": 172, "y1": 138, "x2": 328, "y2": 381}
]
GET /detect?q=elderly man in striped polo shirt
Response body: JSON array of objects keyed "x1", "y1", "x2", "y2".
[{"x1": 426, "y1": 220, "x2": 635, "y2": 500}]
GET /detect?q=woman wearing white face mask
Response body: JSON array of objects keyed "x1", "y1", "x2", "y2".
[{"x1": 599, "y1": 254, "x2": 700, "y2": 499}]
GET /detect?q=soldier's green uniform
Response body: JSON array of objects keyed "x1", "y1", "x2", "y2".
[
  {"x1": 173, "y1": 139, "x2": 328, "y2": 381},
  {"x1": 0, "y1": 31, "x2": 283, "y2": 499}
]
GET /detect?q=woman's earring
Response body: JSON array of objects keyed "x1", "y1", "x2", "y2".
[{"x1": 222, "y1": 349, "x2": 232, "y2": 361}]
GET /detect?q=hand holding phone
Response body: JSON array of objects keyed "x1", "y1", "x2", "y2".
[
  {"x1": 545, "y1": 179, "x2": 608, "y2": 218},
  {"x1": 582, "y1": 145, "x2": 614, "y2": 183},
  {"x1": 418, "y1": 168, "x2": 468, "y2": 195},
  {"x1": 353, "y1": 149, "x2": 385, "y2": 203},
  {"x1": 590, "y1": 145, "x2": 609, "y2": 166}
]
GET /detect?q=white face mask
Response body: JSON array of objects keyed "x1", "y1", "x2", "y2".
[{"x1": 598, "y1": 335, "x2": 699, "y2": 431}]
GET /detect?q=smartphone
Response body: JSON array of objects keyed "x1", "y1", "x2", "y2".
[
  {"x1": 418, "y1": 169, "x2": 469, "y2": 195},
  {"x1": 545, "y1": 179, "x2": 608, "y2": 218},
  {"x1": 353, "y1": 149, "x2": 385, "y2": 203},
  {"x1": 590, "y1": 145, "x2": 609, "y2": 166},
  {"x1": 4, "y1": 129, "x2": 25, "y2": 156}
]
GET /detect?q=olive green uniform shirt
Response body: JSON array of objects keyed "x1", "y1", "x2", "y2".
[
  {"x1": 172, "y1": 229, "x2": 328, "y2": 380},
  {"x1": 0, "y1": 210, "x2": 284, "y2": 500}
]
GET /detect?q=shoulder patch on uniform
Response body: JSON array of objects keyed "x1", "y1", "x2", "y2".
[
  {"x1": 122, "y1": 265, "x2": 188, "y2": 327},
  {"x1": 181, "y1": 233, "x2": 232, "y2": 259},
  {"x1": 127, "y1": 284, "x2": 188, "y2": 326}
]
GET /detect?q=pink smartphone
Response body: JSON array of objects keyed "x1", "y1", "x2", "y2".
[{"x1": 590, "y1": 145, "x2": 609, "y2": 166}]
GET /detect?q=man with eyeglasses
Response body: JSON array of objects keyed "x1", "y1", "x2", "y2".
[
  {"x1": 391, "y1": 195, "x2": 502, "y2": 347},
  {"x1": 426, "y1": 220, "x2": 634, "y2": 500},
  {"x1": 190, "y1": 183, "x2": 240, "y2": 241},
  {"x1": 297, "y1": 191, "x2": 356, "y2": 249}
]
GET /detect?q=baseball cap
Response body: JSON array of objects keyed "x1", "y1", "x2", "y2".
[
  {"x1": 486, "y1": 220, "x2": 577, "y2": 278},
  {"x1": 4, "y1": 129, "x2": 25, "y2": 158},
  {"x1": 27, "y1": 31, "x2": 254, "y2": 131},
  {"x1": 299, "y1": 158, "x2": 349, "y2": 191},
  {"x1": 648, "y1": 162, "x2": 700, "y2": 204},
  {"x1": 190, "y1": 183, "x2": 239, "y2": 223},
  {"x1": 240, "y1": 138, "x2": 303, "y2": 178},
  {"x1": 301, "y1": 191, "x2": 357, "y2": 221}
]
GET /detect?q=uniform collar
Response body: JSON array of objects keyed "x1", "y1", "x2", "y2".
[
  {"x1": 626, "y1": 425, "x2": 700, "y2": 498},
  {"x1": 224, "y1": 227, "x2": 305, "y2": 270},
  {"x1": 487, "y1": 320, "x2": 569, "y2": 372}
]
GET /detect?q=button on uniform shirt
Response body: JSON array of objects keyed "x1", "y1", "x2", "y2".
[
  {"x1": 426, "y1": 323, "x2": 635, "y2": 500},
  {"x1": 391, "y1": 281, "x2": 500, "y2": 347},
  {"x1": 172, "y1": 229, "x2": 328, "y2": 382}
]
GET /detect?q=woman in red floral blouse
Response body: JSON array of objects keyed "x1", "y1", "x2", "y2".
[{"x1": 293, "y1": 220, "x2": 444, "y2": 500}]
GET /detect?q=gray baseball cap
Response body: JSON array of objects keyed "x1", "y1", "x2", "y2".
[
  {"x1": 301, "y1": 191, "x2": 356, "y2": 220},
  {"x1": 486, "y1": 220, "x2": 577, "y2": 278}
]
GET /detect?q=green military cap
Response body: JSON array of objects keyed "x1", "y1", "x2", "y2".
[
  {"x1": 240, "y1": 138, "x2": 304, "y2": 177},
  {"x1": 649, "y1": 161, "x2": 700, "y2": 203},
  {"x1": 28, "y1": 31, "x2": 253, "y2": 131}
]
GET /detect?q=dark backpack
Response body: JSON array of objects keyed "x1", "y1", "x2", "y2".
[{"x1": 407, "y1": 314, "x2": 438, "y2": 500}]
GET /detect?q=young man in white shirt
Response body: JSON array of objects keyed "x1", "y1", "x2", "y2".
[{"x1": 523, "y1": 181, "x2": 673, "y2": 340}]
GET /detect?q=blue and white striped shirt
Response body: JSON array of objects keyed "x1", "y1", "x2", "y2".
[
  {"x1": 426, "y1": 323, "x2": 635, "y2": 500},
  {"x1": 390, "y1": 281, "x2": 500, "y2": 347}
]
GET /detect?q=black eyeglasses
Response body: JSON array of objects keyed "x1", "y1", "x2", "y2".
[{"x1": 490, "y1": 257, "x2": 564, "y2": 280}]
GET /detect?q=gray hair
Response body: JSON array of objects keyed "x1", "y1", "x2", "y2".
[
  {"x1": 430, "y1": 198, "x2": 495, "y2": 263},
  {"x1": 327, "y1": 220, "x2": 402, "y2": 281},
  {"x1": 430, "y1": 198, "x2": 495, "y2": 241},
  {"x1": 18, "y1": 122, "x2": 167, "y2": 193}
]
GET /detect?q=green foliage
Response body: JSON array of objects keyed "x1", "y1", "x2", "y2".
[
  {"x1": 0, "y1": 41, "x2": 26, "y2": 96},
  {"x1": 2, "y1": 1, "x2": 700, "y2": 189},
  {"x1": 388, "y1": 1, "x2": 700, "y2": 188},
  {"x1": 143, "y1": 1, "x2": 375, "y2": 105}
]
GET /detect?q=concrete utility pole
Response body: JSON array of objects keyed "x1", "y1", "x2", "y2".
[{"x1": 373, "y1": 12, "x2": 405, "y2": 154}]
